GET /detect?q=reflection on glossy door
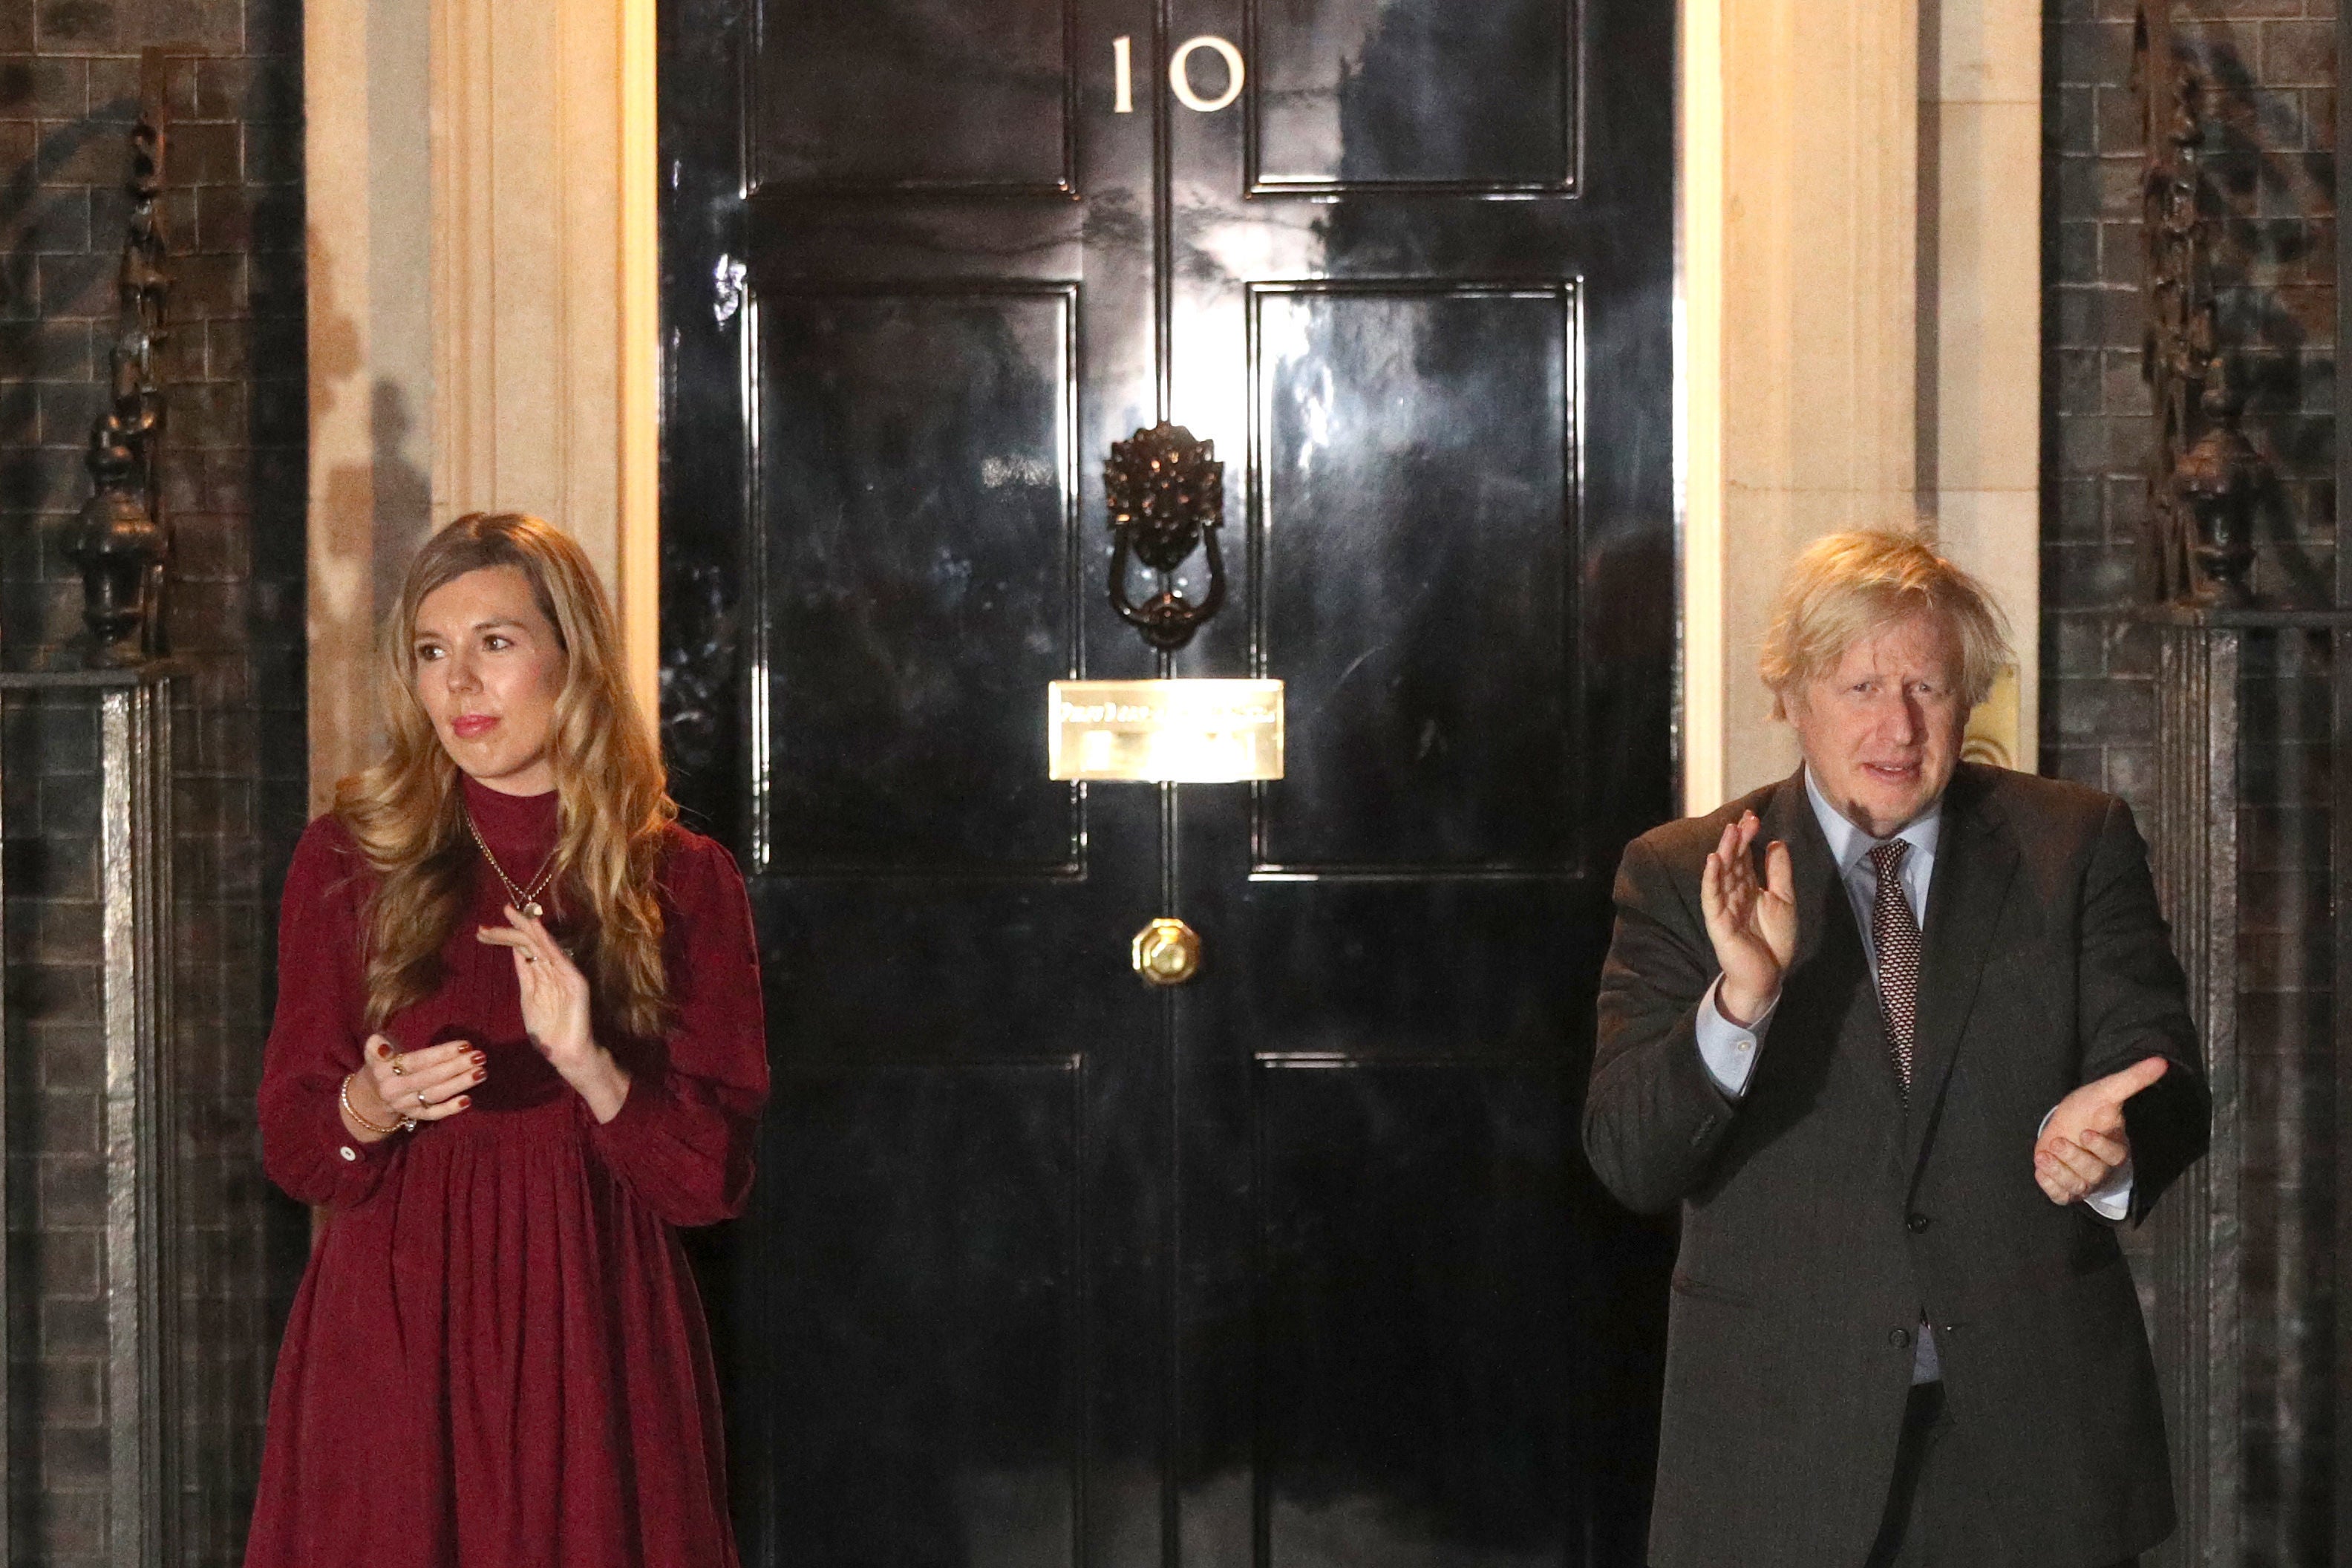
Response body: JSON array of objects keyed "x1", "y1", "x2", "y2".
[{"x1": 659, "y1": 0, "x2": 1678, "y2": 1561}]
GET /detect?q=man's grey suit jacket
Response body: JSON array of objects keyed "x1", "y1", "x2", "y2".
[{"x1": 1584, "y1": 763, "x2": 2208, "y2": 1568}]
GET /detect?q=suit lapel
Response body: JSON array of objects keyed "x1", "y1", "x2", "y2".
[{"x1": 1903, "y1": 765, "x2": 2020, "y2": 1175}]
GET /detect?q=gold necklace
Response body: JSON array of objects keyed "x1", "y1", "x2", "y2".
[{"x1": 465, "y1": 807, "x2": 558, "y2": 919}]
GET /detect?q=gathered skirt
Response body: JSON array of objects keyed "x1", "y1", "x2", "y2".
[{"x1": 244, "y1": 1096, "x2": 739, "y2": 1568}]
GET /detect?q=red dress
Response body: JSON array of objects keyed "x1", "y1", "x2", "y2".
[{"x1": 246, "y1": 779, "x2": 768, "y2": 1568}]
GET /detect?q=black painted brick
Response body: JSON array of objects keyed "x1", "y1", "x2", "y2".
[
  {"x1": 1, "y1": 18, "x2": 307, "y2": 1566},
  {"x1": 2046, "y1": 3, "x2": 2336, "y2": 1542}
]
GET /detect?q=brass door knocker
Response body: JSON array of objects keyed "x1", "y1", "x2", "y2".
[{"x1": 1105, "y1": 421, "x2": 1226, "y2": 651}]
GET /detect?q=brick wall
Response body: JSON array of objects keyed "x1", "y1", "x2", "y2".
[
  {"x1": 2048, "y1": 1, "x2": 2335, "y2": 1560},
  {"x1": 0, "y1": 3, "x2": 306, "y2": 1564}
]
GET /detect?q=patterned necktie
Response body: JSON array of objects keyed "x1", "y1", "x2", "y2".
[{"x1": 1868, "y1": 840, "x2": 1921, "y2": 1101}]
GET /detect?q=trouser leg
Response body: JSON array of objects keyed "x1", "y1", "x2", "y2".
[{"x1": 1865, "y1": 1382, "x2": 1948, "y2": 1568}]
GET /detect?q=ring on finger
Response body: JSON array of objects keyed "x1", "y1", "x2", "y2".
[
  {"x1": 415, "y1": 1089, "x2": 431, "y2": 1108},
  {"x1": 388, "y1": 1052, "x2": 407, "y2": 1077}
]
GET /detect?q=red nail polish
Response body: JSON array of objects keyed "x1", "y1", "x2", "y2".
[
  {"x1": 471, "y1": 1052, "x2": 486, "y2": 1066},
  {"x1": 457, "y1": 1097, "x2": 471, "y2": 1108},
  {"x1": 472, "y1": 1069, "x2": 486, "y2": 1082}
]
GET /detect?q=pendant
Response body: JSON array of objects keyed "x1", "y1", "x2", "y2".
[{"x1": 522, "y1": 901, "x2": 543, "y2": 921}]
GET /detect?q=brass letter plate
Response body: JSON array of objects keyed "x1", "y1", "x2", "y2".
[{"x1": 1048, "y1": 679, "x2": 1284, "y2": 783}]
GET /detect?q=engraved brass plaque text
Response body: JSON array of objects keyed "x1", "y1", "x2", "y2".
[{"x1": 1048, "y1": 679, "x2": 1284, "y2": 783}]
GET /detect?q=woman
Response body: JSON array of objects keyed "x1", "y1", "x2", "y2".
[{"x1": 246, "y1": 513, "x2": 767, "y2": 1567}]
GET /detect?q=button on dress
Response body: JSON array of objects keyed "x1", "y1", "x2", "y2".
[{"x1": 246, "y1": 779, "x2": 768, "y2": 1568}]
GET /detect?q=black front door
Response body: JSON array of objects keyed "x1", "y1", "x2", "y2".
[{"x1": 658, "y1": 1, "x2": 1677, "y2": 1561}]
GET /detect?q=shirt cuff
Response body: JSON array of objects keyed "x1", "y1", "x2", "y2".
[
  {"x1": 317, "y1": 1088, "x2": 400, "y2": 1203},
  {"x1": 1695, "y1": 976, "x2": 1774, "y2": 1099},
  {"x1": 2036, "y1": 1105, "x2": 2135, "y2": 1220},
  {"x1": 2083, "y1": 1161, "x2": 2134, "y2": 1221}
]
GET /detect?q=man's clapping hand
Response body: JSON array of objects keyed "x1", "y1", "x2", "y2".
[
  {"x1": 2034, "y1": 1056, "x2": 2169, "y2": 1206},
  {"x1": 1699, "y1": 810, "x2": 1797, "y2": 1028}
]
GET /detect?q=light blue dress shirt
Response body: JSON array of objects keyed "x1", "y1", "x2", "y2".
[{"x1": 1689, "y1": 770, "x2": 2133, "y2": 1382}]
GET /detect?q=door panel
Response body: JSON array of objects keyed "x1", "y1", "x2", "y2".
[
  {"x1": 1255, "y1": 1060, "x2": 1571, "y2": 1564},
  {"x1": 1248, "y1": 0, "x2": 1575, "y2": 192},
  {"x1": 661, "y1": 0, "x2": 1676, "y2": 1560},
  {"x1": 766, "y1": 1063, "x2": 1083, "y2": 1566},
  {"x1": 757, "y1": 287, "x2": 1082, "y2": 873},
  {"x1": 753, "y1": 0, "x2": 1078, "y2": 193},
  {"x1": 1250, "y1": 283, "x2": 1578, "y2": 875}
]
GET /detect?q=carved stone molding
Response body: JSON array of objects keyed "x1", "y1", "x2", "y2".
[
  {"x1": 0, "y1": 669, "x2": 179, "y2": 1568},
  {"x1": 2144, "y1": 615, "x2": 2241, "y2": 1568},
  {"x1": 74, "y1": 53, "x2": 177, "y2": 670},
  {"x1": 2137, "y1": 602, "x2": 2352, "y2": 1567},
  {"x1": 2137, "y1": 4, "x2": 2263, "y2": 608},
  {"x1": 430, "y1": 0, "x2": 659, "y2": 689}
]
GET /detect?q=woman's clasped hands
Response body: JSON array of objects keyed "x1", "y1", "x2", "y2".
[{"x1": 343, "y1": 1035, "x2": 485, "y2": 1143}]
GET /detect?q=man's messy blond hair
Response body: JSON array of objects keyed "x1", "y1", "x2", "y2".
[{"x1": 1759, "y1": 529, "x2": 2013, "y2": 719}]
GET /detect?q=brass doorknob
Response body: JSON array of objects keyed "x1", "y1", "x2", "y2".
[{"x1": 1131, "y1": 917, "x2": 1201, "y2": 987}]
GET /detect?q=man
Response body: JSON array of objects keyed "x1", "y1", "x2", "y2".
[{"x1": 1585, "y1": 530, "x2": 2207, "y2": 1567}]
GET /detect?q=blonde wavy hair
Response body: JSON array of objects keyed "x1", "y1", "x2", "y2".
[
  {"x1": 334, "y1": 512, "x2": 677, "y2": 1041},
  {"x1": 1759, "y1": 529, "x2": 2013, "y2": 719}
]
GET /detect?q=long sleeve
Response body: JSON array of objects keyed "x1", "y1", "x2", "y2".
[
  {"x1": 586, "y1": 833, "x2": 769, "y2": 1226},
  {"x1": 258, "y1": 816, "x2": 404, "y2": 1209},
  {"x1": 1584, "y1": 832, "x2": 1745, "y2": 1214},
  {"x1": 1694, "y1": 976, "x2": 1772, "y2": 1097},
  {"x1": 2075, "y1": 798, "x2": 2208, "y2": 1225},
  {"x1": 2033, "y1": 1100, "x2": 2134, "y2": 1221}
]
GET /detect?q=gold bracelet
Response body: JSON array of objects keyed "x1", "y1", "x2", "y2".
[{"x1": 341, "y1": 1071, "x2": 413, "y2": 1136}]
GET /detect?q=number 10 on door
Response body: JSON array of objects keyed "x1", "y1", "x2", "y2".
[{"x1": 1113, "y1": 34, "x2": 1246, "y2": 114}]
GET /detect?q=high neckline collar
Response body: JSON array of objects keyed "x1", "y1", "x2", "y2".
[{"x1": 460, "y1": 773, "x2": 558, "y2": 848}]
